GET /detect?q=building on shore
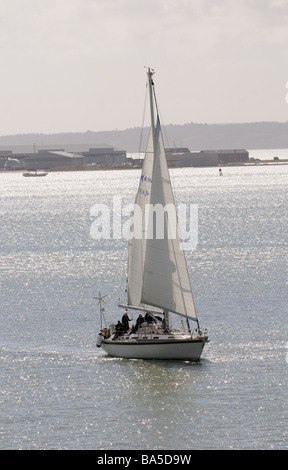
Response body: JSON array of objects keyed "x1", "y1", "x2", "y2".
[
  {"x1": 22, "y1": 150, "x2": 83, "y2": 170},
  {"x1": 81, "y1": 147, "x2": 126, "y2": 166},
  {"x1": 4, "y1": 158, "x2": 24, "y2": 170},
  {"x1": 165, "y1": 148, "x2": 192, "y2": 167},
  {"x1": 177, "y1": 150, "x2": 218, "y2": 167},
  {"x1": 169, "y1": 148, "x2": 249, "y2": 167},
  {"x1": 0, "y1": 150, "x2": 13, "y2": 169}
]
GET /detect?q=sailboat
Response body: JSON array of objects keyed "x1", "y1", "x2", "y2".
[
  {"x1": 97, "y1": 68, "x2": 208, "y2": 360},
  {"x1": 23, "y1": 170, "x2": 48, "y2": 177}
]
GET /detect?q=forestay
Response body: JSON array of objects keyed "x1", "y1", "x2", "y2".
[{"x1": 127, "y1": 70, "x2": 197, "y2": 322}]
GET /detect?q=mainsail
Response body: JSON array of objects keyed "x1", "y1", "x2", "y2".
[{"x1": 127, "y1": 69, "x2": 197, "y2": 322}]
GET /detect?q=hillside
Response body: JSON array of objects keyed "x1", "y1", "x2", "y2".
[{"x1": 0, "y1": 121, "x2": 288, "y2": 152}]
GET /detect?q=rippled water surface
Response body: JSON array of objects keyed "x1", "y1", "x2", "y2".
[{"x1": 1, "y1": 165, "x2": 287, "y2": 449}]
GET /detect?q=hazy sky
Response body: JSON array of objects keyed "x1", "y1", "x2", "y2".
[{"x1": 0, "y1": 0, "x2": 288, "y2": 136}]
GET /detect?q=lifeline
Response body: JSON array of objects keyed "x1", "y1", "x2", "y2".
[{"x1": 96, "y1": 455, "x2": 132, "y2": 468}]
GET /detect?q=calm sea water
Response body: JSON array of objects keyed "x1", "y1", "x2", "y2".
[{"x1": 0, "y1": 160, "x2": 287, "y2": 450}]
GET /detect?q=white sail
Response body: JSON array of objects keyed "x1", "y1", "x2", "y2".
[
  {"x1": 127, "y1": 127, "x2": 154, "y2": 307},
  {"x1": 127, "y1": 70, "x2": 197, "y2": 322}
]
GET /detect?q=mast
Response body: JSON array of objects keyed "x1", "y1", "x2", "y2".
[{"x1": 147, "y1": 68, "x2": 156, "y2": 135}]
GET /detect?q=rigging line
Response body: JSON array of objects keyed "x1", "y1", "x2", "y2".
[
  {"x1": 159, "y1": 108, "x2": 171, "y2": 150},
  {"x1": 139, "y1": 80, "x2": 149, "y2": 153},
  {"x1": 165, "y1": 205, "x2": 189, "y2": 320},
  {"x1": 152, "y1": 81, "x2": 171, "y2": 150},
  {"x1": 151, "y1": 77, "x2": 178, "y2": 230}
]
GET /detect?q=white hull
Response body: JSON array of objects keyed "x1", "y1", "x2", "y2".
[
  {"x1": 101, "y1": 337, "x2": 207, "y2": 361},
  {"x1": 23, "y1": 172, "x2": 48, "y2": 177}
]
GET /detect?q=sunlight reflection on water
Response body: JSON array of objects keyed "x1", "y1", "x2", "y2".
[{"x1": 1, "y1": 165, "x2": 288, "y2": 449}]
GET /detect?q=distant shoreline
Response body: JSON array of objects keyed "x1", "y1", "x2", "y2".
[{"x1": 1, "y1": 160, "x2": 288, "y2": 174}]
